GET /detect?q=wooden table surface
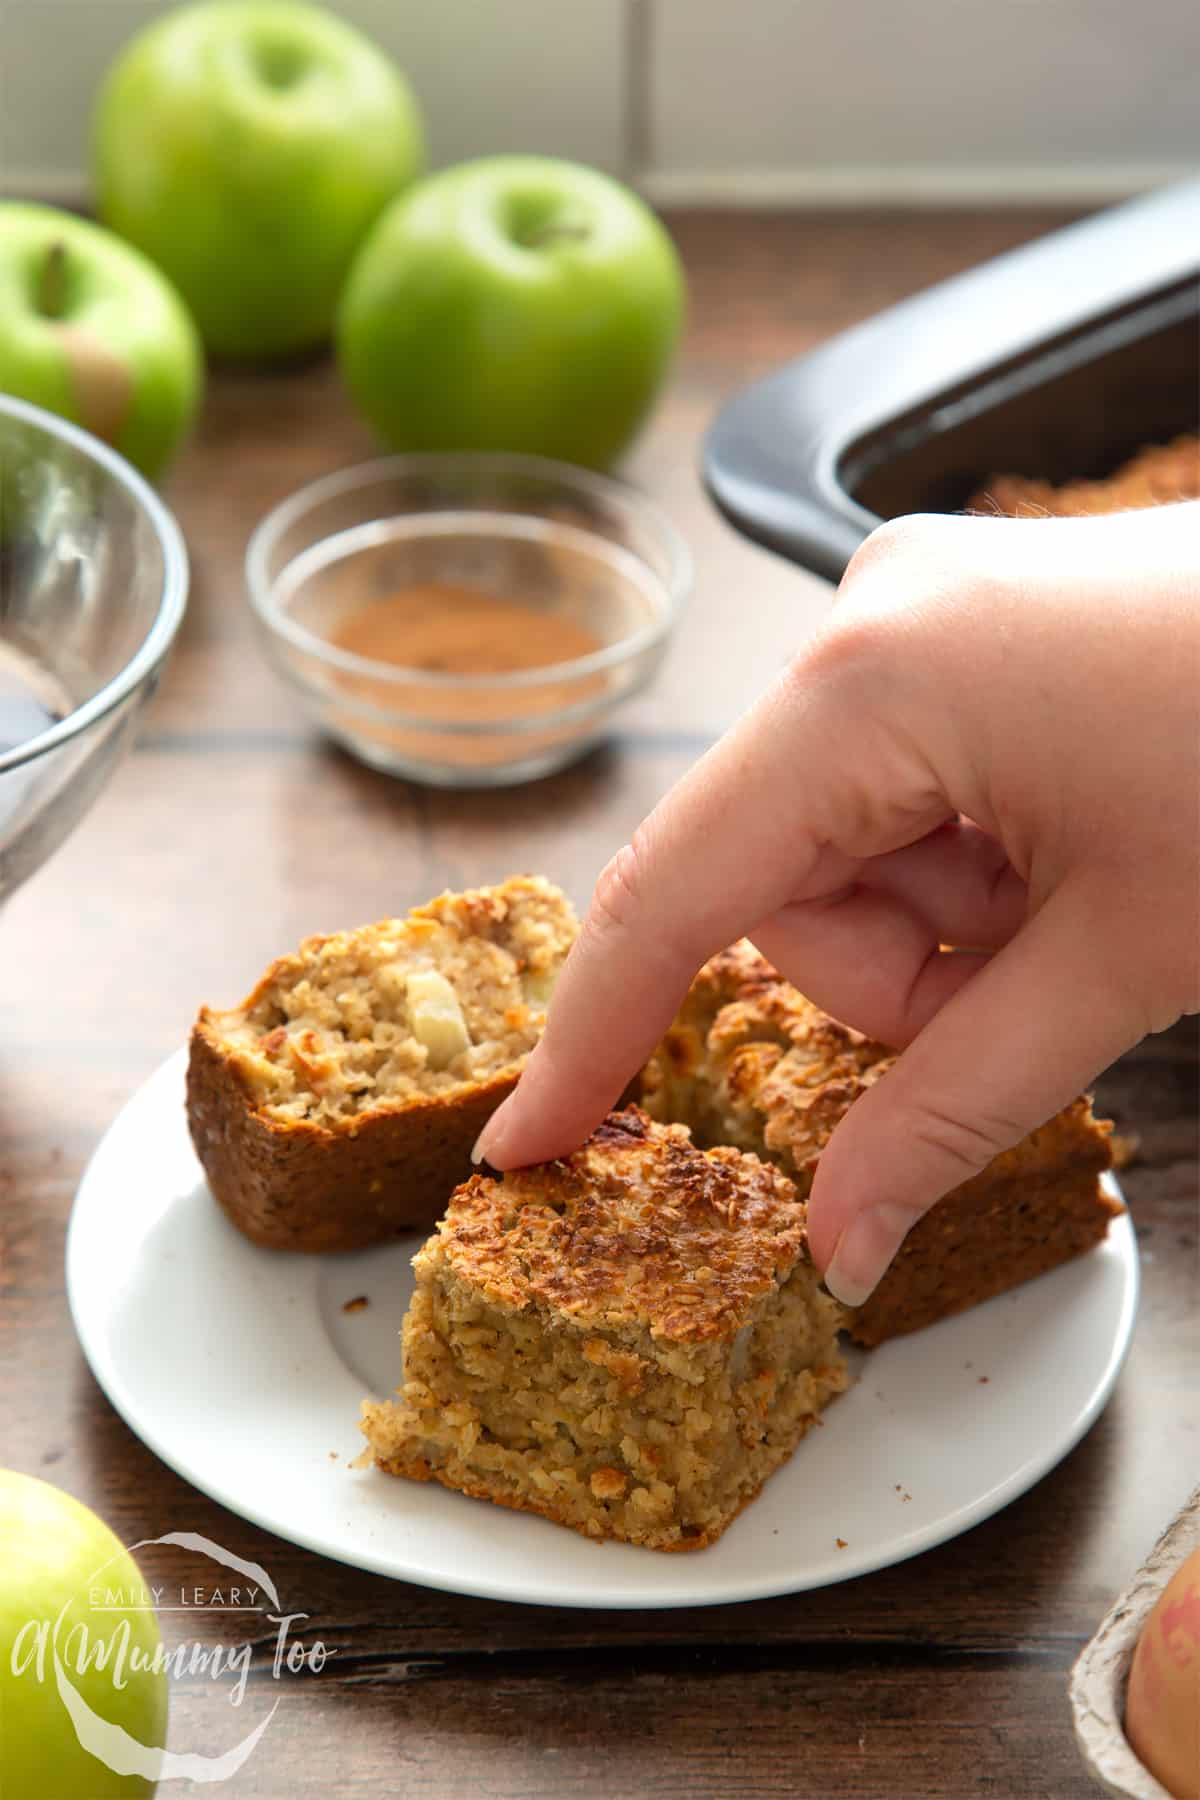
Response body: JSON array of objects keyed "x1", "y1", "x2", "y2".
[{"x1": 3, "y1": 208, "x2": 1197, "y2": 1799}]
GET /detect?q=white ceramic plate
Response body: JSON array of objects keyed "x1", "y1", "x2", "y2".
[{"x1": 67, "y1": 1050, "x2": 1138, "y2": 1610}]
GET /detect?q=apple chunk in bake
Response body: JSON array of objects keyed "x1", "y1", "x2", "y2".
[{"x1": 187, "y1": 876, "x2": 577, "y2": 1251}]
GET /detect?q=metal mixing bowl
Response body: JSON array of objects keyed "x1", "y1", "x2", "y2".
[{"x1": 0, "y1": 395, "x2": 188, "y2": 903}]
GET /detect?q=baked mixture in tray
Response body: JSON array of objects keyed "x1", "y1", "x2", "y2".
[
  {"x1": 187, "y1": 876, "x2": 577, "y2": 1251},
  {"x1": 360, "y1": 1107, "x2": 850, "y2": 1551},
  {"x1": 639, "y1": 942, "x2": 1119, "y2": 1348},
  {"x1": 969, "y1": 432, "x2": 1199, "y2": 518}
]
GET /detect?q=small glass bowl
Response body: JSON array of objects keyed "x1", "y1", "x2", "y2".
[{"x1": 245, "y1": 453, "x2": 691, "y2": 787}]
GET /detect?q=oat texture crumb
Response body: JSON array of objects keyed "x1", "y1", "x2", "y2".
[{"x1": 361, "y1": 1107, "x2": 850, "y2": 1551}]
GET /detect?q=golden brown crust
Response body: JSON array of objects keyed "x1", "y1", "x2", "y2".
[
  {"x1": 968, "y1": 433, "x2": 1200, "y2": 519},
  {"x1": 186, "y1": 876, "x2": 576, "y2": 1252},
  {"x1": 640, "y1": 941, "x2": 887, "y2": 1165},
  {"x1": 360, "y1": 1111, "x2": 849, "y2": 1549},
  {"x1": 231, "y1": 875, "x2": 567, "y2": 1024},
  {"x1": 641, "y1": 942, "x2": 1118, "y2": 1344},
  {"x1": 430, "y1": 1107, "x2": 810, "y2": 1343},
  {"x1": 186, "y1": 1020, "x2": 521, "y2": 1251}
]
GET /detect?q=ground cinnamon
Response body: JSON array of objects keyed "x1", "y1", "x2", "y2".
[
  {"x1": 329, "y1": 582, "x2": 602, "y2": 678},
  {"x1": 324, "y1": 581, "x2": 609, "y2": 771}
]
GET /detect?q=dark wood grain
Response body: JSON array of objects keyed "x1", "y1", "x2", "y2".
[{"x1": 2, "y1": 206, "x2": 1196, "y2": 1799}]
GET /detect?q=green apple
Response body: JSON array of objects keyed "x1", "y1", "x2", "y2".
[
  {"x1": 93, "y1": 0, "x2": 425, "y2": 359},
  {"x1": 336, "y1": 155, "x2": 685, "y2": 469},
  {"x1": 0, "y1": 204, "x2": 202, "y2": 480},
  {"x1": 0, "y1": 1470, "x2": 167, "y2": 1797}
]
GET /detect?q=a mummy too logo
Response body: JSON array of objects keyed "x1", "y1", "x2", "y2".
[{"x1": 9, "y1": 1531, "x2": 335, "y2": 1783}]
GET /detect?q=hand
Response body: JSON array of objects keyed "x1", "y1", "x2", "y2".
[{"x1": 474, "y1": 504, "x2": 1200, "y2": 1303}]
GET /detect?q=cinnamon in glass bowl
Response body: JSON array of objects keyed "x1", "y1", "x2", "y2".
[{"x1": 245, "y1": 454, "x2": 690, "y2": 787}]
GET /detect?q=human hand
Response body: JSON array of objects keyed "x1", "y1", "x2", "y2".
[{"x1": 474, "y1": 504, "x2": 1200, "y2": 1303}]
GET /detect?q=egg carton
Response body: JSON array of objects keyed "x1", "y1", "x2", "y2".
[{"x1": 1071, "y1": 1485, "x2": 1200, "y2": 1797}]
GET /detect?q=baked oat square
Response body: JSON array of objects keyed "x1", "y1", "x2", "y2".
[
  {"x1": 360, "y1": 1107, "x2": 849, "y2": 1551},
  {"x1": 187, "y1": 875, "x2": 577, "y2": 1252},
  {"x1": 640, "y1": 941, "x2": 1119, "y2": 1347}
]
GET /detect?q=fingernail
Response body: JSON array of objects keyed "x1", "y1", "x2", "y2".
[
  {"x1": 472, "y1": 1104, "x2": 511, "y2": 1167},
  {"x1": 823, "y1": 1205, "x2": 912, "y2": 1308}
]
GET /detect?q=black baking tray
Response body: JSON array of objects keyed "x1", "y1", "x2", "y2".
[{"x1": 704, "y1": 178, "x2": 1200, "y2": 583}]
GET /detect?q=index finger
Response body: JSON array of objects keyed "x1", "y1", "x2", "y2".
[{"x1": 474, "y1": 645, "x2": 949, "y2": 1169}]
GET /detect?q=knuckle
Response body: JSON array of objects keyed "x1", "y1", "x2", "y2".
[
  {"x1": 898, "y1": 1095, "x2": 1028, "y2": 1184},
  {"x1": 841, "y1": 512, "x2": 938, "y2": 589},
  {"x1": 839, "y1": 511, "x2": 982, "y2": 638},
  {"x1": 791, "y1": 605, "x2": 900, "y2": 716},
  {"x1": 813, "y1": 513, "x2": 990, "y2": 711},
  {"x1": 587, "y1": 834, "x2": 651, "y2": 942}
]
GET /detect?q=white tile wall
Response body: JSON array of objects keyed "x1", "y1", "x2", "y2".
[
  {"x1": 1, "y1": 0, "x2": 1196, "y2": 205},
  {"x1": 646, "y1": 0, "x2": 1200, "y2": 200},
  {"x1": 338, "y1": 0, "x2": 627, "y2": 172},
  {"x1": 1, "y1": 1, "x2": 164, "y2": 194},
  {"x1": 0, "y1": 0, "x2": 629, "y2": 198}
]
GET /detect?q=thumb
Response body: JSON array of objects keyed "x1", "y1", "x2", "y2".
[{"x1": 808, "y1": 883, "x2": 1141, "y2": 1306}]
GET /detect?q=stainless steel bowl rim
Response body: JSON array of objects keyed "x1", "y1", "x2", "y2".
[
  {"x1": 244, "y1": 450, "x2": 692, "y2": 688},
  {"x1": 0, "y1": 395, "x2": 189, "y2": 775}
]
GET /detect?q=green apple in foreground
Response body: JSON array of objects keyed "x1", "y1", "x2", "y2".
[
  {"x1": 337, "y1": 156, "x2": 685, "y2": 469},
  {"x1": 93, "y1": 0, "x2": 424, "y2": 359},
  {"x1": 0, "y1": 1470, "x2": 167, "y2": 1797},
  {"x1": 0, "y1": 204, "x2": 202, "y2": 480}
]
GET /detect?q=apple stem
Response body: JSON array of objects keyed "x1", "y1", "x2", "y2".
[{"x1": 37, "y1": 242, "x2": 69, "y2": 320}]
